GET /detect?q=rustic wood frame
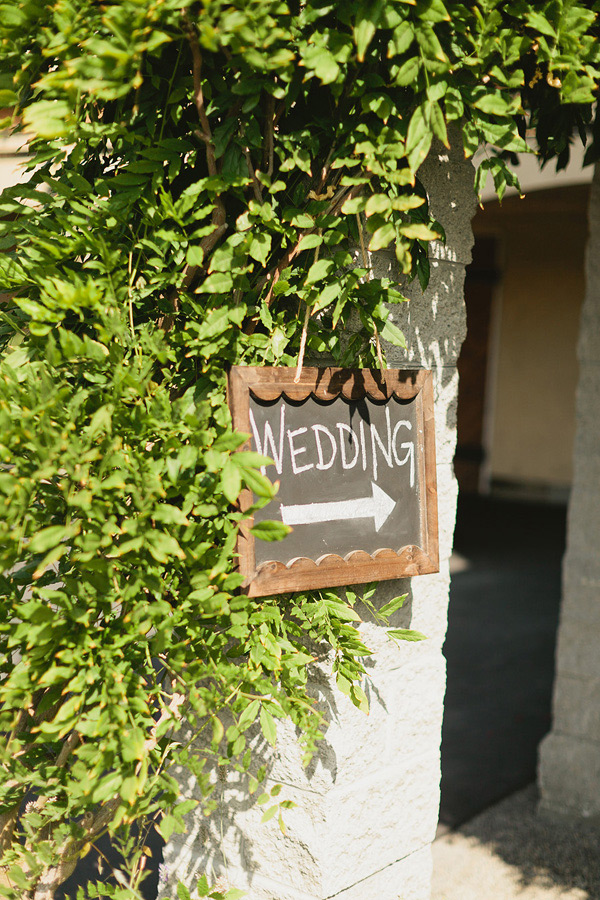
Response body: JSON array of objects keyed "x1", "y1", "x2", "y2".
[{"x1": 228, "y1": 366, "x2": 439, "y2": 597}]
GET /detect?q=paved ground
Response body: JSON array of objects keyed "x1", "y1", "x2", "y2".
[{"x1": 432, "y1": 785, "x2": 600, "y2": 900}]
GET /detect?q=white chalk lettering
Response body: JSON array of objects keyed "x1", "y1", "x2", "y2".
[
  {"x1": 370, "y1": 406, "x2": 393, "y2": 482},
  {"x1": 249, "y1": 403, "x2": 286, "y2": 475},
  {"x1": 336, "y1": 423, "x2": 360, "y2": 469},
  {"x1": 392, "y1": 420, "x2": 415, "y2": 487},
  {"x1": 359, "y1": 419, "x2": 367, "y2": 471},
  {"x1": 288, "y1": 426, "x2": 314, "y2": 474},
  {"x1": 312, "y1": 424, "x2": 337, "y2": 471},
  {"x1": 250, "y1": 401, "x2": 417, "y2": 487}
]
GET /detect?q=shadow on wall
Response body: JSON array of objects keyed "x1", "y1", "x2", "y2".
[{"x1": 64, "y1": 586, "x2": 416, "y2": 900}]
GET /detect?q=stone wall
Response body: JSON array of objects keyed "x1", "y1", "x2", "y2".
[
  {"x1": 538, "y1": 161, "x2": 600, "y2": 817},
  {"x1": 163, "y1": 140, "x2": 475, "y2": 900}
]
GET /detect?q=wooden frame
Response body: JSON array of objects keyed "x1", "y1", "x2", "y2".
[{"x1": 228, "y1": 366, "x2": 439, "y2": 597}]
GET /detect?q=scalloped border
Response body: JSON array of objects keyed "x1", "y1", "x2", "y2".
[{"x1": 228, "y1": 366, "x2": 439, "y2": 596}]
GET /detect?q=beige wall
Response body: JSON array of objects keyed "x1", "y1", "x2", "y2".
[
  {"x1": 474, "y1": 185, "x2": 589, "y2": 493},
  {"x1": 0, "y1": 131, "x2": 27, "y2": 193}
]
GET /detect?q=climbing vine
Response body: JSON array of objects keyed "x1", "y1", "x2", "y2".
[{"x1": 0, "y1": 1, "x2": 598, "y2": 897}]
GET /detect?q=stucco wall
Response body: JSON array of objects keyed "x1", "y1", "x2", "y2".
[
  {"x1": 162, "y1": 139, "x2": 475, "y2": 900},
  {"x1": 474, "y1": 187, "x2": 587, "y2": 493}
]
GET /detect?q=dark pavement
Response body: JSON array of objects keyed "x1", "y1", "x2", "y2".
[{"x1": 439, "y1": 494, "x2": 567, "y2": 828}]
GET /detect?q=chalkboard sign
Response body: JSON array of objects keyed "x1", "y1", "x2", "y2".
[{"x1": 228, "y1": 367, "x2": 438, "y2": 597}]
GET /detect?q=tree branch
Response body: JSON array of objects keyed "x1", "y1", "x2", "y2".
[
  {"x1": 260, "y1": 182, "x2": 363, "y2": 309},
  {"x1": 263, "y1": 94, "x2": 275, "y2": 177},
  {"x1": 184, "y1": 12, "x2": 217, "y2": 177}
]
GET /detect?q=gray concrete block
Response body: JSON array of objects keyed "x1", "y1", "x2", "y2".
[
  {"x1": 539, "y1": 731, "x2": 600, "y2": 818},
  {"x1": 555, "y1": 618, "x2": 600, "y2": 679},
  {"x1": 552, "y1": 674, "x2": 600, "y2": 742}
]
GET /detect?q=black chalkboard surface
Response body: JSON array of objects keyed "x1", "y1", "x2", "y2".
[{"x1": 228, "y1": 367, "x2": 438, "y2": 597}]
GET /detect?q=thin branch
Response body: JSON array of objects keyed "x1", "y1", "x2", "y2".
[
  {"x1": 184, "y1": 12, "x2": 217, "y2": 177},
  {"x1": 260, "y1": 183, "x2": 363, "y2": 309},
  {"x1": 357, "y1": 211, "x2": 385, "y2": 371},
  {"x1": 242, "y1": 143, "x2": 263, "y2": 203},
  {"x1": 263, "y1": 94, "x2": 275, "y2": 177},
  {"x1": 294, "y1": 304, "x2": 311, "y2": 384}
]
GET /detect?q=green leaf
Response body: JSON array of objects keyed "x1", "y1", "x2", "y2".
[
  {"x1": 238, "y1": 699, "x2": 260, "y2": 730},
  {"x1": 297, "y1": 233, "x2": 324, "y2": 252},
  {"x1": 199, "y1": 272, "x2": 234, "y2": 293},
  {"x1": 197, "y1": 875, "x2": 211, "y2": 898},
  {"x1": 121, "y1": 727, "x2": 145, "y2": 762},
  {"x1": 250, "y1": 520, "x2": 291, "y2": 541},
  {"x1": 249, "y1": 232, "x2": 272, "y2": 266},
  {"x1": 350, "y1": 684, "x2": 369, "y2": 714},
  {"x1": 427, "y1": 100, "x2": 448, "y2": 148},
  {"x1": 186, "y1": 245, "x2": 205, "y2": 266},
  {"x1": 221, "y1": 460, "x2": 243, "y2": 503},
  {"x1": 242, "y1": 467, "x2": 277, "y2": 498},
  {"x1": 379, "y1": 318, "x2": 406, "y2": 349},
  {"x1": 159, "y1": 814, "x2": 177, "y2": 842},
  {"x1": 305, "y1": 258, "x2": 335, "y2": 285},
  {"x1": 406, "y1": 105, "x2": 432, "y2": 172},
  {"x1": 260, "y1": 707, "x2": 277, "y2": 745},
  {"x1": 261, "y1": 804, "x2": 279, "y2": 824},
  {"x1": 394, "y1": 56, "x2": 420, "y2": 86},
  {"x1": 368, "y1": 222, "x2": 395, "y2": 252},
  {"x1": 472, "y1": 93, "x2": 518, "y2": 117},
  {"x1": 354, "y1": 3, "x2": 384, "y2": 62},
  {"x1": 388, "y1": 21, "x2": 414, "y2": 56},
  {"x1": 147, "y1": 532, "x2": 186, "y2": 562},
  {"x1": 0, "y1": 89, "x2": 17, "y2": 106},
  {"x1": 415, "y1": 24, "x2": 447, "y2": 62},
  {"x1": 119, "y1": 775, "x2": 139, "y2": 804},
  {"x1": 234, "y1": 451, "x2": 273, "y2": 469},
  {"x1": 387, "y1": 628, "x2": 427, "y2": 642},
  {"x1": 23, "y1": 100, "x2": 73, "y2": 138},
  {"x1": 302, "y1": 45, "x2": 340, "y2": 84},
  {"x1": 365, "y1": 194, "x2": 391, "y2": 217},
  {"x1": 417, "y1": 0, "x2": 449, "y2": 24},
  {"x1": 526, "y1": 11, "x2": 556, "y2": 37},
  {"x1": 29, "y1": 523, "x2": 79, "y2": 554},
  {"x1": 378, "y1": 594, "x2": 408, "y2": 617},
  {"x1": 398, "y1": 223, "x2": 439, "y2": 240}
]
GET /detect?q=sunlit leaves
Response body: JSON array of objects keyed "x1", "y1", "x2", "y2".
[{"x1": 0, "y1": 0, "x2": 599, "y2": 896}]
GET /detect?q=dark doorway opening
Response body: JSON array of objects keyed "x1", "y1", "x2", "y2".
[
  {"x1": 439, "y1": 493, "x2": 565, "y2": 828},
  {"x1": 439, "y1": 232, "x2": 567, "y2": 828}
]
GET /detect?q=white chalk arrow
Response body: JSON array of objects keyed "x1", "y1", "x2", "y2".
[{"x1": 280, "y1": 482, "x2": 396, "y2": 532}]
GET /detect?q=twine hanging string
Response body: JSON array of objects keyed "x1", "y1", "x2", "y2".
[
  {"x1": 294, "y1": 231, "x2": 322, "y2": 384},
  {"x1": 357, "y1": 212, "x2": 385, "y2": 372}
]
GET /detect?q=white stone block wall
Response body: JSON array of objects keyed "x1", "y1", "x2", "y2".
[
  {"x1": 163, "y1": 139, "x2": 475, "y2": 900},
  {"x1": 538, "y1": 160, "x2": 600, "y2": 817}
]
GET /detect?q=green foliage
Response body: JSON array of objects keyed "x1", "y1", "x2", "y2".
[{"x1": 0, "y1": 0, "x2": 598, "y2": 897}]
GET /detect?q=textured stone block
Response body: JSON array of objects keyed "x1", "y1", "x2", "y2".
[
  {"x1": 555, "y1": 618, "x2": 600, "y2": 679},
  {"x1": 559, "y1": 566, "x2": 600, "y2": 625},
  {"x1": 540, "y1": 162, "x2": 600, "y2": 818},
  {"x1": 386, "y1": 262, "x2": 467, "y2": 370},
  {"x1": 539, "y1": 731, "x2": 600, "y2": 818},
  {"x1": 330, "y1": 845, "x2": 433, "y2": 900},
  {"x1": 552, "y1": 674, "x2": 600, "y2": 742}
]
